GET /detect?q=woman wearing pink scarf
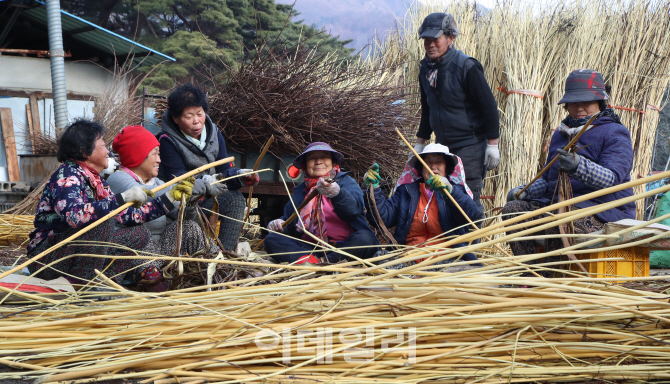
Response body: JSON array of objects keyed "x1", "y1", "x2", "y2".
[{"x1": 264, "y1": 142, "x2": 378, "y2": 264}]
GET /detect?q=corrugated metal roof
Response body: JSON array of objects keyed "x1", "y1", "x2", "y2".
[{"x1": 21, "y1": 2, "x2": 175, "y2": 66}]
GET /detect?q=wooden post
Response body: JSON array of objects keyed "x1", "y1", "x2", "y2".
[
  {"x1": 28, "y1": 95, "x2": 42, "y2": 137},
  {"x1": 25, "y1": 104, "x2": 35, "y2": 153},
  {"x1": 0, "y1": 108, "x2": 20, "y2": 181}
]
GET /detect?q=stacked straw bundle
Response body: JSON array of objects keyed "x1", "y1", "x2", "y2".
[
  {"x1": 368, "y1": 0, "x2": 670, "y2": 219},
  {"x1": 1, "y1": 274, "x2": 670, "y2": 383},
  {"x1": 2, "y1": 169, "x2": 670, "y2": 382},
  {"x1": 0, "y1": 214, "x2": 33, "y2": 245}
]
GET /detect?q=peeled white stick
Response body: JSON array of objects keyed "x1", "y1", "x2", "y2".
[{"x1": 209, "y1": 168, "x2": 272, "y2": 185}]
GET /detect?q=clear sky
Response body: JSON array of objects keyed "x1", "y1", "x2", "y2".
[{"x1": 275, "y1": 0, "x2": 409, "y2": 53}]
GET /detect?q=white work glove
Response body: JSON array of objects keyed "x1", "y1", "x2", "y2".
[
  {"x1": 316, "y1": 177, "x2": 340, "y2": 198},
  {"x1": 507, "y1": 186, "x2": 527, "y2": 202},
  {"x1": 268, "y1": 219, "x2": 285, "y2": 232},
  {"x1": 410, "y1": 142, "x2": 426, "y2": 160},
  {"x1": 120, "y1": 186, "x2": 153, "y2": 208},
  {"x1": 202, "y1": 174, "x2": 229, "y2": 196},
  {"x1": 485, "y1": 143, "x2": 500, "y2": 171}
]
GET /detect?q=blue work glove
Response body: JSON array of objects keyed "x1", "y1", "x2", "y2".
[
  {"x1": 557, "y1": 149, "x2": 580, "y2": 173},
  {"x1": 364, "y1": 163, "x2": 381, "y2": 188},
  {"x1": 426, "y1": 175, "x2": 453, "y2": 194}
]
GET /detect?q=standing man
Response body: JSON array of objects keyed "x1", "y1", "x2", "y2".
[
  {"x1": 157, "y1": 83, "x2": 259, "y2": 251},
  {"x1": 414, "y1": 12, "x2": 500, "y2": 216}
]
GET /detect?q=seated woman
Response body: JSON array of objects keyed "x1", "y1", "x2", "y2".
[
  {"x1": 502, "y1": 69, "x2": 635, "y2": 271},
  {"x1": 107, "y1": 125, "x2": 222, "y2": 257},
  {"x1": 265, "y1": 142, "x2": 378, "y2": 264},
  {"x1": 27, "y1": 119, "x2": 193, "y2": 290},
  {"x1": 364, "y1": 144, "x2": 480, "y2": 266},
  {"x1": 157, "y1": 83, "x2": 259, "y2": 251}
]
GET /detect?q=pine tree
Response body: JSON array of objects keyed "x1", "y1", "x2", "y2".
[{"x1": 59, "y1": 0, "x2": 354, "y2": 92}]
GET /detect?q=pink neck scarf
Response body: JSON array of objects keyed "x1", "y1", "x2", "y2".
[{"x1": 74, "y1": 160, "x2": 110, "y2": 200}]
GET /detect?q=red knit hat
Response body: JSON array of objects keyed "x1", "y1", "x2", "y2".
[{"x1": 112, "y1": 125, "x2": 159, "y2": 168}]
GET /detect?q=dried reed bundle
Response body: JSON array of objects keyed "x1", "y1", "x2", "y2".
[
  {"x1": 1, "y1": 167, "x2": 670, "y2": 383},
  {"x1": 0, "y1": 215, "x2": 33, "y2": 246},
  {"x1": 370, "y1": 0, "x2": 670, "y2": 220}
]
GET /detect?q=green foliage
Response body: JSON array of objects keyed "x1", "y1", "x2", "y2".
[{"x1": 60, "y1": 0, "x2": 355, "y2": 92}]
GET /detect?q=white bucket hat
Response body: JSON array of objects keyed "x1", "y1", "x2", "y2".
[{"x1": 408, "y1": 143, "x2": 459, "y2": 170}]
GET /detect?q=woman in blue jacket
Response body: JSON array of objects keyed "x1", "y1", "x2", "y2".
[
  {"x1": 264, "y1": 142, "x2": 378, "y2": 264},
  {"x1": 504, "y1": 69, "x2": 635, "y2": 261},
  {"x1": 365, "y1": 143, "x2": 480, "y2": 266}
]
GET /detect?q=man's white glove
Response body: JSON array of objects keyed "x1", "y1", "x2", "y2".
[
  {"x1": 202, "y1": 174, "x2": 229, "y2": 196},
  {"x1": 268, "y1": 219, "x2": 285, "y2": 232},
  {"x1": 316, "y1": 177, "x2": 340, "y2": 198},
  {"x1": 120, "y1": 186, "x2": 153, "y2": 208},
  {"x1": 485, "y1": 143, "x2": 500, "y2": 171},
  {"x1": 411, "y1": 142, "x2": 426, "y2": 160}
]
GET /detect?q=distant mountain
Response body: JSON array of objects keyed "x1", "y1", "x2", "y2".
[{"x1": 275, "y1": 0, "x2": 408, "y2": 53}]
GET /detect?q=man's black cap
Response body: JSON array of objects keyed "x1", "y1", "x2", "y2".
[{"x1": 419, "y1": 13, "x2": 458, "y2": 39}]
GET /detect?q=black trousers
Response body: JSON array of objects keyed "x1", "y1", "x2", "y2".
[
  {"x1": 450, "y1": 140, "x2": 487, "y2": 218},
  {"x1": 265, "y1": 230, "x2": 378, "y2": 264}
]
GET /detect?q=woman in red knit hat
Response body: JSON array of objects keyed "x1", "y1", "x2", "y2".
[{"x1": 108, "y1": 125, "x2": 223, "y2": 260}]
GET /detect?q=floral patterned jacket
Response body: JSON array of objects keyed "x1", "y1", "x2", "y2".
[{"x1": 28, "y1": 160, "x2": 173, "y2": 254}]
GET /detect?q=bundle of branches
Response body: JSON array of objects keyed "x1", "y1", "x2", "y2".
[
  {"x1": 25, "y1": 59, "x2": 151, "y2": 155},
  {"x1": 2, "y1": 177, "x2": 48, "y2": 216},
  {"x1": 205, "y1": 42, "x2": 417, "y2": 179},
  {"x1": 13, "y1": 61, "x2": 153, "y2": 215},
  {"x1": 2, "y1": 165, "x2": 670, "y2": 382}
]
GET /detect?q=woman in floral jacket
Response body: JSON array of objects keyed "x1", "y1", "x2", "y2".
[{"x1": 27, "y1": 119, "x2": 192, "y2": 290}]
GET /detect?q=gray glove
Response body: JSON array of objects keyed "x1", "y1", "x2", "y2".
[
  {"x1": 557, "y1": 149, "x2": 580, "y2": 173},
  {"x1": 485, "y1": 143, "x2": 500, "y2": 170},
  {"x1": 120, "y1": 186, "x2": 153, "y2": 208},
  {"x1": 203, "y1": 174, "x2": 229, "y2": 196},
  {"x1": 191, "y1": 178, "x2": 207, "y2": 198},
  {"x1": 507, "y1": 186, "x2": 527, "y2": 202}
]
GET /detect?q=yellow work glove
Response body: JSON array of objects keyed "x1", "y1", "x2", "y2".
[
  {"x1": 364, "y1": 163, "x2": 381, "y2": 188},
  {"x1": 169, "y1": 177, "x2": 195, "y2": 202},
  {"x1": 426, "y1": 175, "x2": 453, "y2": 194}
]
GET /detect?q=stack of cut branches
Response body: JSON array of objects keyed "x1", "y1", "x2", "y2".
[{"x1": 204, "y1": 42, "x2": 417, "y2": 179}]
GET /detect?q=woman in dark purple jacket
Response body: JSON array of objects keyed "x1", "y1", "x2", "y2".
[{"x1": 503, "y1": 69, "x2": 635, "y2": 272}]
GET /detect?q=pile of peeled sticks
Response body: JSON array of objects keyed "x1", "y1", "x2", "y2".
[{"x1": 1, "y1": 168, "x2": 670, "y2": 383}]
